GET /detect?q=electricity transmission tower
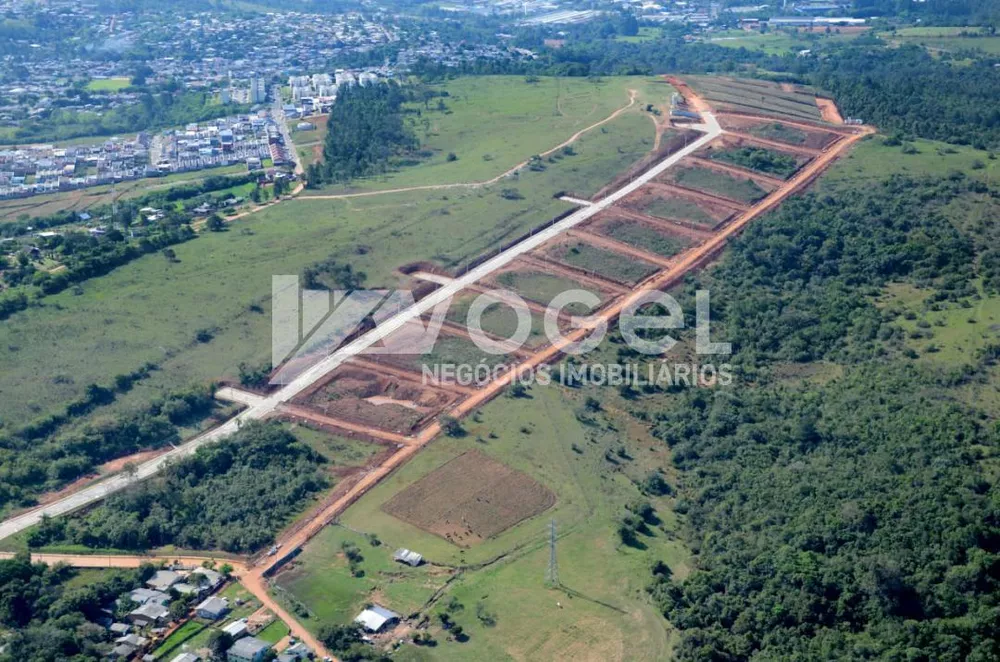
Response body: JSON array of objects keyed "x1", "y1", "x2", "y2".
[{"x1": 545, "y1": 519, "x2": 559, "y2": 587}]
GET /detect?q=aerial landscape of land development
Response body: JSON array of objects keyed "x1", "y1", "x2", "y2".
[{"x1": 1, "y1": 0, "x2": 1000, "y2": 660}]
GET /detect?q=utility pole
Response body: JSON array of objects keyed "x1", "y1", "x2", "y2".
[{"x1": 545, "y1": 519, "x2": 559, "y2": 587}]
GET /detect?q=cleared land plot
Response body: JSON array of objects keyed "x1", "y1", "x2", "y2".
[
  {"x1": 382, "y1": 450, "x2": 556, "y2": 546},
  {"x1": 703, "y1": 143, "x2": 809, "y2": 179},
  {"x1": 444, "y1": 291, "x2": 550, "y2": 348},
  {"x1": 492, "y1": 268, "x2": 607, "y2": 315},
  {"x1": 0, "y1": 164, "x2": 248, "y2": 223},
  {"x1": 621, "y1": 186, "x2": 734, "y2": 229},
  {"x1": 687, "y1": 75, "x2": 824, "y2": 122},
  {"x1": 719, "y1": 115, "x2": 842, "y2": 150},
  {"x1": 542, "y1": 238, "x2": 660, "y2": 285},
  {"x1": 590, "y1": 216, "x2": 694, "y2": 257},
  {"x1": 281, "y1": 420, "x2": 384, "y2": 468},
  {"x1": 370, "y1": 331, "x2": 512, "y2": 376},
  {"x1": 662, "y1": 165, "x2": 771, "y2": 203},
  {"x1": 294, "y1": 368, "x2": 458, "y2": 433}
]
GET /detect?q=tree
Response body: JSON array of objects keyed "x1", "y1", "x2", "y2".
[
  {"x1": 207, "y1": 630, "x2": 233, "y2": 658},
  {"x1": 205, "y1": 214, "x2": 225, "y2": 232}
]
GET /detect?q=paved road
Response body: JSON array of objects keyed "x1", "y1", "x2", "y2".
[{"x1": 0, "y1": 114, "x2": 721, "y2": 542}]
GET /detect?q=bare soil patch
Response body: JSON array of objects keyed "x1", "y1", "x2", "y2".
[
  {"x1": 295, "y1": 367, "x2": 459, "y2": 433},
  {"x1": 382, "y1": 450, "x2": 556, "y2": 546}
]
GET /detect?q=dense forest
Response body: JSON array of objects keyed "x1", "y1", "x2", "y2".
[
  {"x1": 25, "y1": 422, "x2": 329, "y2": 552},
  {"x1": 646, "y1": 174, "x2": 1000, "y2": 659},
  {"x1": 306, "y1": 81, "x2": 418, "y2": 187},
  {"x1": 0, "y1": 553, "x2": 154, "y2": 661}
]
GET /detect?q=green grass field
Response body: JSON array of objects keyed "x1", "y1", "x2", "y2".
[
  {"x1": 276, "y1": 384, "x2": 688, "y2": 659},
  {"x1": 746, "y1": 121, "x2": 809, "y2": 145},
  {"x1": 817, "y1": 136, "x2": 998, "y2": 191},
  {"x1": 638, "y1": 197, "x2": 719, "y2": 227},
  {"x1": 882, "y1": 27, "x2": 1000, "y2": 54},
  {"x1": 601, "y1": 218, "x2": 692, "y2": 255},
  {"x1": 445, "y1": 292, "x2": 549, "y2": 348},
  {"x1": 0, "y1": 75, "x2": 663, "y2": 485},
  {"x1": 706, "y1": 28, "x2": 864, "y2": 55},
  {"x1": 550, "y1": 241, "x2": 659, "y2": 284},
  {"x1": 495, "y1": 270, "x2": 602, "y2": 315},
  {"x1": 668, "y1": 166, "x2": 769, "y2": 203},
  {"x1": 85, "y1": 78, "x2": 131, "y2": 92},
  {"x1": 305, "y1": 76, "x2": 667, "y2": 193}
]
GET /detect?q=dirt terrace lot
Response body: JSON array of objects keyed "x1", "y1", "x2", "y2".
[
  {"x1": 486, "y1": 266, "x2": 611, "y2": 315},
  {"x1": 540, "y1": 236, "x2": 661, "y2": 285},
  {"x1": 686, "y1": 75, "x2": 824, "y2": 122},
  {"x1": 382, "y1": 450, "x2": 556, "y2": 546},
  {"x1": 294, "y1": 367, "x2": 460, "y2": 433},
  {"x1": 718, "y1": 115, "x2": 842, "y2": 150},
  {"x1": 660, "y1": 164, "x2": 774, "y2": 204},
  {"x1": 620, "y1": 184, "x2": 738, "y2": 229},
  {"x1": 585, "y1": 215, "x2": 696, "y2": 257}
]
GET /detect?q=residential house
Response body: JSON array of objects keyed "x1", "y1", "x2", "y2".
[
  {"x1": 195, "y1": 596, "x2": 229, "y2": 620},
  {"x1": 227, "y1": 636, "x2": 270, "y2": 662},
  {"x1": 222, "y1": 618, "x2": 249, "y2": 640},
  {"x1": 146, "y1": 570, "x2": 181, "y2": 592},
  {"x1": 127, "y1": 603, "x2": 170, "y2": 627}
]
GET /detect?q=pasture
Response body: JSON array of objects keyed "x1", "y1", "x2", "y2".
[
  {"x1": 304, "y1": 75, "x2": 668, "y2": 193},
  {"x1": 278, "y1": 383, "x2": 689, "y2": 660}
]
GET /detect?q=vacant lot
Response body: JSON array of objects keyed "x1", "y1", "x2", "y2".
[
  {"x1": 383, "y1": 450, "x2": 556, "y2": 546},
  {"x1": 445, "y1": 291, "x2": 550, "y2": 348},
  {"x1": 546, "y1": 240, "x2": 660, "y2": 285},
  {"x1": 686, "y1": 75, "x2": 824, "y2": 122},
  {"x1": 596, "y1": 217, "x2": 692, "y2": 256},
  {"x1": 665, "y1": 165, "x2": 770, "y2": 203},
  {"x1": 296, "y1": 370, "x2": 455, "y2": 433},
  {"x1": 494, "y1": 269, "x2": 605, "y2": 315},
  {"x1": 707, "y1": 145, "x2": 806, "y2": 179}
]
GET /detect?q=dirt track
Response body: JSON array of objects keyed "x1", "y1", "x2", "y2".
[{"x1": 816, "y1": 97, "x2": 845, "y2": 124}]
